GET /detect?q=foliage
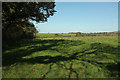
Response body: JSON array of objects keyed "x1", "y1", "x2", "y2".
[
  {"x1": 69, "y1": 32, "x2": 118, "y2": 37},
  {"x1": 2, "y1": 2, "x2": 56, "y2": 41},
  {"x1": 2, "y1": 2, "x2": 56, "y2": 24},
  {"x1": 75, "y1": 32, "x2": 82, "y2": 37}
]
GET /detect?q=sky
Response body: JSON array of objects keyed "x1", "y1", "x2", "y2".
[{"x1": 31, "y1": 2, "x2": 118, "y2": 33}]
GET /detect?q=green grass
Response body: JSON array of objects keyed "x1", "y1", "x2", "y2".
[
  {"x1": 2, "y1": 35, "x2": 120, "y2": 78},
  {"x1": 37, "y1": 33, "x2": 75, "y2": 38}
]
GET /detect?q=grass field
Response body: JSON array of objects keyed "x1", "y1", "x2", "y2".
[{"x1": 2, "y1": 34, "x2": 120, "y2": 78}]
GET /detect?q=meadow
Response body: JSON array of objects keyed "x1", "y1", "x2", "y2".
[{"x1": 2, "y1": 33, "x2": 120, "y2": 78}]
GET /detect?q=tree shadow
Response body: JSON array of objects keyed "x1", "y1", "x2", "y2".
[
  {"x1": 79, "y1": 43, "x2": 120, "y2": 77},
  {"x1": 41, "y1": 63, "x2": 54, "y2": 79},
  {"x1": 2, "y1": 39, "x2": 61, "y2": 51},
  {"x1": 58, "y1": 61, "x2": 79, "y2": 79},
  {"x1": 2, "y1": 39, "x2": 85, "y2": 66},
  {"x1": 3, "y1": 43, "x2": 55, "y2": 66},
  {"x1": 2, "y1": 39, "x2": 120, "y2": 78},
  {"x1": 90, "y1": 43, "x2": 119, "y2": 54},
  {"x1": 19, "y1": 42, "x2": 119, "y2": 78},
  {"x1": 105, "y1": 62, "x2": 120, "y2": 77}
]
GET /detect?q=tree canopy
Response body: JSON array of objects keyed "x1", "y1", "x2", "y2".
[
  {"x1": 2, "y1": 2, "x2": 56, "y2": 41},
  {"x1": 2, "y1": 2, "x2": 56, "y2": 24}
]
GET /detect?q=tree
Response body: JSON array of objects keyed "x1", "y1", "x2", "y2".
[
  {"x1": 2, "y1": 2, "x2": 56, "y2": 24},
  {"x1": 75, "y1": 32, "x2": 82, "y2": 37},
  {"x1": 2, "y1": 2, "x2": 56, "y2": 41}
]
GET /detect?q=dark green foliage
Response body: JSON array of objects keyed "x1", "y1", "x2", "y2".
[
  {"x1": 74, "y1": 32, "x2": 118, "y2": 37},
  {"x1": 55, "y1": 33, "x2": 59, "y2": 37},
  {"x1": 2, "y1": 2, "x2": 56, "y2": 41},
  {"x1": 68, "y1": 32, "x2": 118, "y2": 37},
  {"x1": 2, "y1": 21, "x2": 37, "y2": 42},
  {"x1": 2, "y1": 2, "x2": 56, "y2": 24},
  {"x1": 75, "y1": 32, "x2": 82, "y2": 37}
]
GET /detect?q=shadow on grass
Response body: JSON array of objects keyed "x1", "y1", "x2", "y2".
[
  {"x1": 2, "y1": 39, "x2": 120, "y2": 78},
  {"x1": 42, "y1": 63, "x2": 54, "y2": 79},
  {"x1": 105, "y1": 62, "x2": 120, "y2": 77},
  {"x1": 58, "y1": 61, "x2": 79, "y2": 79},
  {"x1": 2, "y1": 39, "x2": 85, "y2": 66}
]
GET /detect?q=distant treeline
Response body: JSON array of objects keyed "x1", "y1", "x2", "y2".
[
  {"x1": 68, "y1": 32, "x2": 118, "y2": 37},
  {"x1": 36, "y1": 32, "x2": 118, "y2": 38}
]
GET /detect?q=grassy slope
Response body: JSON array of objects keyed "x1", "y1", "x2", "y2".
[{"x1": 2, "y1": 35, "x2": 120, "y2": 78}]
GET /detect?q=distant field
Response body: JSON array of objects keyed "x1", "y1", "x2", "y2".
[
  {"x1": 36, "y1": 33, "x2": 118, "y2": 38},
  {"x1": 36, "y1": 33, "x2": 76, "y2": 38},
  {"x1": 2, "y1": 34, "x2": 120, "y2": 78}
]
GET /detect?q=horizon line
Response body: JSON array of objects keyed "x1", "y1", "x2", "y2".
[{"x1": 38, "y1": 31, "x2": 118, "y2": 34}]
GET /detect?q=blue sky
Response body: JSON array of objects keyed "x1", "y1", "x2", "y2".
[{"x1": 32, "y1": 2, "x2": 118, "y2": 33}]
